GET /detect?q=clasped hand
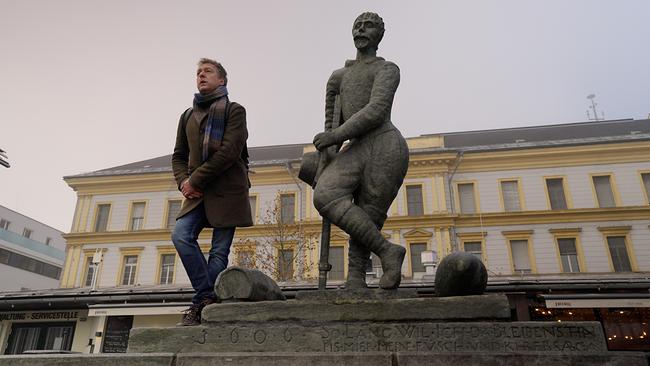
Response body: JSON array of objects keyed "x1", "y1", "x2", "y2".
[
  {"x1": 313, "y1": 131, "x2": 339, "y2": 151},
  {"x1": 181, "y1": 179, "x2": 203, "y2": 199}
]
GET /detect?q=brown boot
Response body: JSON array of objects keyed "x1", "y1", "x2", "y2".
[
  {"x1": 176, "y1": 298, "x2": 215, "y2": 326},
  {"x1": 177, "y1": 303, "x2": 201, "y2": 326}
]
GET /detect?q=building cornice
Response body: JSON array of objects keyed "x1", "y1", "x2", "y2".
[
  {"x1": 455, "y1": 206, "x2": 650, "y2": 227},
  {"x1": 456, "y1": 140, "x2": 650, "y2": 173},
  {"x1": 63, "y1": 206, "x2": 649, "y2": 246}
]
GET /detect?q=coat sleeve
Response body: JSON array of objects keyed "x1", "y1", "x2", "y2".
[
  {"x1": 332, "y1": 62, "x2": 400, "y2": 142},
  {"x1": 188, "y1": 104, "x2": 248, "y2": 190},
  {"x1": 171, "y1": 112, "x2": 190, "y2": 190}
]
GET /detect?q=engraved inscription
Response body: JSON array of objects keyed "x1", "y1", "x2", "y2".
[
  {"x1": 194, "y1": 322, "x2": 605, "y2": 353},
  {"x1": 254, "y1": 329, "x2": 267, "y2": 344},
  {"x1": 318, "y1": 323, "x2": 602, "y2": 353},
  {"x1": 192, "y1": 328, "x2": 208, "y2": 345},
  {"x1": 230, "y1": 328, "x2": 239, "y2": 343},
  {"x1": 283, "y1": 327, "x2": 293, "y2": 343}
]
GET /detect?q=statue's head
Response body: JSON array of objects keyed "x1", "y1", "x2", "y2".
[{"x1": 352, "y1": 12, "x2": 385, "y2": 51}]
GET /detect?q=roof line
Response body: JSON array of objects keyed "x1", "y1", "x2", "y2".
[
  {"x1": 0, "y1": 204, "x2": 64, "y2": 234},
  {"x1": 419, "y1": 118, "x2": 638, "y2": 137},
  {"x1": 248, "y1": 142, "x2": 310, "y2": 149}
]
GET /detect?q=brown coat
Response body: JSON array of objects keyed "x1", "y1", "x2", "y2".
[{"x1": 171, "y1": 102, "x2": 253, "y2": 228}]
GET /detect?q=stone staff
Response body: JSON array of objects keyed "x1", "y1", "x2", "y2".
[{"x1": 314, "y1": 95, "x2": 342, "y2": 290}]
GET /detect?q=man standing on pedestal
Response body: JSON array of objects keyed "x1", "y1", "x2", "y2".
[
  {"x1": 171, "y1": 58, "x2": 252, "y2": 326},
  {"x1": 311, "y1": 12, "x2": 409, "y2": 289}
]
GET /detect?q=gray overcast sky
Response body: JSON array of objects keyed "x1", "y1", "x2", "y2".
[{"x1": 1, "y1": 0, "x2": 649, "y2": 232}]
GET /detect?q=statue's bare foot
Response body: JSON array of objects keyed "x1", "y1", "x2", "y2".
[{"x1": 378, "y1": 243, "x2": 406, "y2": 289}]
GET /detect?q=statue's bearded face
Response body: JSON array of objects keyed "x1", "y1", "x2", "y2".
[{"x1": 352, "y1": 16, "x2": 383, "y2": 51}]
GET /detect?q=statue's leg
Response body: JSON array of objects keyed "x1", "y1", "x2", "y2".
[
  {"x1": 346, "y1": 199, "x2": 387, "y2": 289},
  {"x1": 314, "y1": 140, "x2": 406, "y2": 289},
  {"x1": 317, "y1": 197, "x2": 404, "y2": 289},
  {"x1": 345, "y1": 242, "x2": 370, "y2": 289},
  {"x1": 313, "y1": 144, "x2": 363, "y2": 288},
  {"x1": 359, "y1": 129, "x2": 409, "y2": 288}
]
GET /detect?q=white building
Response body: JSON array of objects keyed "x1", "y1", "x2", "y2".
[{"x1": 0, "y1": 205, "x2": 65, "y2": 291}]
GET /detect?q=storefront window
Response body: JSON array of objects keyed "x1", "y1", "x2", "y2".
[
  {"x1": 530, "y1": 305, "x2": 650, "y2": 351},
  {"x1": 102, "y1": 316, "x2": 134, "y2": 353},
  {"x1": 530, "y1": 307, "x2": 597, "y2": 322},
  {"x1": 4, "y1": 322, "x2": 75, "y2": 355},
  {"x1": 601, "y1": 308, "x2": 650, "y2": 351}
]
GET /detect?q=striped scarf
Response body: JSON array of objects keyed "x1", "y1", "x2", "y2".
[{"x1": 194, "y1": 85, "x2": 229, "y2": 162}]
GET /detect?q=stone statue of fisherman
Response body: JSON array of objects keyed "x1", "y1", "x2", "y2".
[{"x1": 302, "y1": 12, "x2": 409, "y2": 289}]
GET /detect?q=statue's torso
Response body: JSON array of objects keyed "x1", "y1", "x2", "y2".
[{"x1": 338, "y1": 58, "x2": 394, "y2": 124}]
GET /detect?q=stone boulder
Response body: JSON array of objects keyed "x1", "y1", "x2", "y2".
[
  {"x1": 434, "y1": 252, "x2": 487, "y2": 297},
  {"x1": 215, "y1": 266, "x2": 286, "y2": 302}
]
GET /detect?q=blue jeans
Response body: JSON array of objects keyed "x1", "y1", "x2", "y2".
[{"x1": 171, "y1": 203, "x2": 235, "y2": 304}]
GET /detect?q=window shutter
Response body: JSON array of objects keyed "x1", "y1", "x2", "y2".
[
  {"x1": 95, "y1": 204, "x2": 110, "y2": 232},
  {"x1": 410, "y1": 243, "x2": 427, "y2": 273},
  {"x1": 642, "y1": 173, "x2": 650, "y2": 202},
  {"x1": 593, "y1": 176, "x2": 616, "y2": 207},
  {"x1": 510, "y1": 240, "x2": 531, "y2": 273},
  {"x1": 167, "y1": 201, "x2": 182, "y2": 228},
  {"x1": 501, "y1": 181, "x2": 521, "y2": 211},
  {"x1": 607, "y1": 236, "x2": 632, "y2": 272},
  {"x1": 546, "y1": 178, "x2": 567, "y2": 210},
  {"x1": 458, "y1": 183, "x2": 476, "y2": 213},
  {"x1": 406, "y1": 186, "x2": 424, "y2": 216},
  {"x1": 329, "y1": 246, "x2": 345, "y2": 280}
]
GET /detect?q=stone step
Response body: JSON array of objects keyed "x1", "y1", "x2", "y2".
[
  {"x1": 202, "y1": 294, "x2": 510, "y2": 323},
  {"x1": 0, "y1": 353, "x2": 174, "y2": 366},
  {"x1": 176, "y1": 352, "x2": 649, "y2": 366},
  {"x1": 0, "y1": 352, "x2": 646, "y2": 366}
]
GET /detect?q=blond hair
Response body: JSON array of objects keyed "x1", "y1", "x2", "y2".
[{"x1": 198, "y1": 58, "x2": 228, "y2": 85}]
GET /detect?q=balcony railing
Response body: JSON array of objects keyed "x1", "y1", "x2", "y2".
[{"x1": 0, "y1": 229, "x2": 65, "y2": 261}]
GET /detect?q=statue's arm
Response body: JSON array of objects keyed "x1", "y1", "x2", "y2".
[
  {"x1": 332, "y1": 62, "x2": 400, "y2": 141},
  {"x1": 324, "y1": 69, "x2": 343, "y2": 132}
]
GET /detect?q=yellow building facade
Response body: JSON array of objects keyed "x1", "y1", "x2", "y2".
[{"x1": 1, "y1": 118, "x2": 649, "y2": 354}]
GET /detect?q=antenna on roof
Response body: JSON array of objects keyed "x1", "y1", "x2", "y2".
[
  {"x1": 586, "y1": 94, "x2": 605, "y2": 121},
  {"x1": 0, "y1": 149, "x2": 9, "y2": 168}
]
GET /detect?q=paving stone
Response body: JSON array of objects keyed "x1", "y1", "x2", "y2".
[
  {"x1": 0, "y1": 353, "x2": 174, "y2": 366},
  {"x1": 395, "y1": 352, "x2": 649, "y2": 366},
  {"x1": 176, "y1": 352, "x2": 392, "y2": 366}
]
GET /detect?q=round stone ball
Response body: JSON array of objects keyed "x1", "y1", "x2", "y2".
[{"x1": 434, "y1": 251, "x2": 487, "y2": 297}]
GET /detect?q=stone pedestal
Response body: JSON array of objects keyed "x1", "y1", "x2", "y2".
[{"x1": 125, "y1": 293, "x2": 648, "y2": 365}]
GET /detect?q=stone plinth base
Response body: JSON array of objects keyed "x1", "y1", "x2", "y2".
[
  {"x1": 129, "y1": 321, "x2": 608, "y2": 354},
  {"x1": 123, "y1": 295, "x2": 648, "y2": 365}
]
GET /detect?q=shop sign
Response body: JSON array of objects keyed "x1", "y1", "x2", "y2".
[
  {"x1": 0, "y1": 311, "x2": 81, "y2": 321},
  {"x1": 546, "y1": 298, "x2": 650, "y2": 308}
]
